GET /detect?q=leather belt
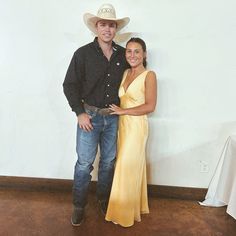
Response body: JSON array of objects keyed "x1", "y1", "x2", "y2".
[{"x1": 84, "y1": 103, "x2": 112, "y2": 116}]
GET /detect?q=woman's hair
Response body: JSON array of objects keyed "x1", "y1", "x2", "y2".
[{"x1": 126, "y1": 37, "x2": 147, "y2": 68}]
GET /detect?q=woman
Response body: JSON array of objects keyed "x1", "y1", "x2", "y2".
[{"x1": 105, "y1": 37, "x2": 157, "y2": 227}]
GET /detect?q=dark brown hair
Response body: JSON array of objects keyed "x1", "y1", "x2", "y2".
[{"x1": 126, "y1": 37, "x2": 147, "y2": 68}]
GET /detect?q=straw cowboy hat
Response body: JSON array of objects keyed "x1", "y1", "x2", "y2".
[{"x1": 83, "y1": 3, "x2": 130, "y2": 35}]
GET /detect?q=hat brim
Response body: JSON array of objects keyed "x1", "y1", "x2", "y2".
[{"x1": 83, "y1": 13, "x2": 130, "y2": 35}]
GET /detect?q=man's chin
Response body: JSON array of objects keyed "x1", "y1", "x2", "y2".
[{"x1": 102, "y1": 36, "x2": 114, "y2": 42}]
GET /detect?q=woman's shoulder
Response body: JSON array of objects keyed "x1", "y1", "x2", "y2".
[
  {"x1": 146, "y1": 70, "x2": 157, "y2": 80},
  {"x1": 146, "y1": 70, "x2": 156, "y2": 75}
]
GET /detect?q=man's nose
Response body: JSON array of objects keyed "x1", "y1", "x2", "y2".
[{"x1": 104, "y1": 24, "x2": 110, "y2": 30}]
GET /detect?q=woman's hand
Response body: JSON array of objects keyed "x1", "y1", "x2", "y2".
[{"x1": 109, "y1": 104, "x2": 126, "y2": 115}]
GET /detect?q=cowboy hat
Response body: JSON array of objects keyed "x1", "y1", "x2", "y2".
[{"x1": 83, "y1": 3, "x2": 130, "y2": 35}]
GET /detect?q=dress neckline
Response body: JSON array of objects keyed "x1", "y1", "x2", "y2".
[{"x1": 122, "y1": 69, "x2": 147, "y2": 93}]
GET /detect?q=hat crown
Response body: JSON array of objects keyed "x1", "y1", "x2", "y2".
[
  {"x1": 83, "y1": 3, "x2": 130, "y2": 35},
  {"x1": 97, "y1": 4, "x2": 116, "y2": 19}
]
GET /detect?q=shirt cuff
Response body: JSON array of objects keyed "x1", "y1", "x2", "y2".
[{"x1": 73, "y1": 106, "x2": 85, "y2": 116}]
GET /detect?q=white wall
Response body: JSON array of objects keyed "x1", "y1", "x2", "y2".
[{"x1": 1, "y1": 0, "x2": 236, "y2": 188}]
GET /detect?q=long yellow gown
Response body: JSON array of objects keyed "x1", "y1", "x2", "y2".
[{"x1": 105, "y1": 69, "x2": 150, "y2": 227}]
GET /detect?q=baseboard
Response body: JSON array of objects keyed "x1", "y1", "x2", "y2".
[
  {"x1": 148, "y1": 184, "x2": 207, "y2": 201},
  {"x1": 0, "y1": 176, "x2": 207, "y2": 201}
]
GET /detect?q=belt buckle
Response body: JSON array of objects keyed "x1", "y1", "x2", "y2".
[
  {"x1": 98, "y1": 108, "x2": 111, "y2": 115},
  {"x1": 84, "y1": 103, "x2": 111, "y2": 115}
]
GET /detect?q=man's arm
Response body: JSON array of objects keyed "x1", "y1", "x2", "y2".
[
  {"x1": 63, "y1": 52, "x2": 85, "y2": 116},
  {"x1": 63, "y1": 51, "x2": 93, "y2": 132}
]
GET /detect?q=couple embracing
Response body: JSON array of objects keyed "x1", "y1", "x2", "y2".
[{"x1": 63, "y1": 3, "x2": 157, "y2": 228}]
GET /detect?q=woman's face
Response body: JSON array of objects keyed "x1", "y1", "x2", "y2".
[{"x1": 125, "y1": 42, "x2": 146, "y2": 68}]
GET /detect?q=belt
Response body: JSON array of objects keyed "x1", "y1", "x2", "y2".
[{"x1": 84, "y1": 103, "x2": 112, "y2": 115}]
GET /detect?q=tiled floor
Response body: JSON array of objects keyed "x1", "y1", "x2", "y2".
[{"x1": 0, "y1": 189, "x2": 235, "y2": 236}]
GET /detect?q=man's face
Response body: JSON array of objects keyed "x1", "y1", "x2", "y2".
[{"x1": 96, "y1": 20, "x2": 117, "y2": 43}]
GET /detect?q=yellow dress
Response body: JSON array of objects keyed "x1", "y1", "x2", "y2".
[{"x1": 105, "y1": 69, "x2": 150, "y2": 227}]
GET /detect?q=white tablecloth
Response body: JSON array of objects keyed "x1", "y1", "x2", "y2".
[{"x1": 199, "y1": 135, "x2": 236, "y2": 220}]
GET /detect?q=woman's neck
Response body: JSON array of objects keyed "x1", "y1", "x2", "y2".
[{"x1": 129, "y1": 65, "x2": 146, "y2": 76}]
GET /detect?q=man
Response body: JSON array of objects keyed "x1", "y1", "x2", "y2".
[{"x1": 63, "y1": 3, "x2": 130, "y2": 226}]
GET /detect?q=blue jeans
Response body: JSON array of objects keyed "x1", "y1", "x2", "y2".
[{"x1": 73, "y1": 110, "x2": 118, "y2": 209}]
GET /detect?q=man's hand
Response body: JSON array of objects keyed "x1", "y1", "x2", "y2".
[{"x1": 77, "y1": 113, "x2": 93, "y2": 132}]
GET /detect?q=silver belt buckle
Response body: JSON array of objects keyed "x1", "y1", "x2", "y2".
[{"x1": 98, "y1": 108, "x2": 111, "y2": 115}]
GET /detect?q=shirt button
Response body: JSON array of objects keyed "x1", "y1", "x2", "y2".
[
  {"x1": 107, "y1": 74, "x2": 110, "y2": 76},
  {"x1": 107, "y1": 84, "x2": 110, "y2": 87},
  {"x1": 106, "y1": 94, "x2": 109, "y2": 97}
]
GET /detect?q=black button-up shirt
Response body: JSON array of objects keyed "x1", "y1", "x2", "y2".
[{"x1": 63, "y1": 38, "x2": 129, "y2": 116}]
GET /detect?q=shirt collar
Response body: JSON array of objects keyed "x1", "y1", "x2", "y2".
[{"x1": 93, "y1": 37, "x2": 118, "y2": 52}]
